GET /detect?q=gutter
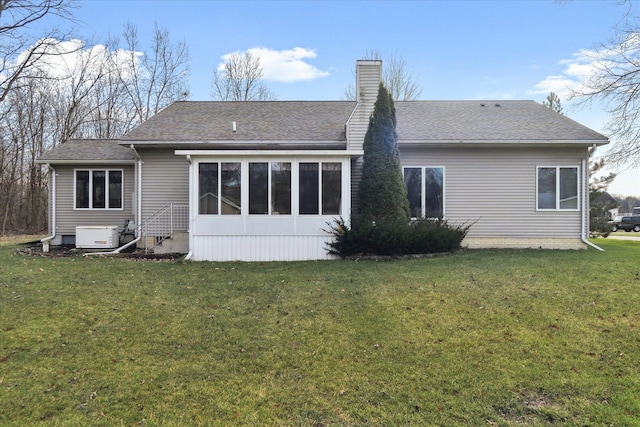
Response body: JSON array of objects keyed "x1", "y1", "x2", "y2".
[
  {"x1": 581, "y1": 155, "x2": 604, "y2": 251},
  {"x1": 40, "y1": 164, "x2": 56, "y2": 252},
  {"x1": 84, "y1": 145, "x2": 143, "y2": 256}
]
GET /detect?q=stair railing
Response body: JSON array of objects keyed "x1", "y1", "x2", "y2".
[{"x1": 140, "y1": 203, "x2": 189, "y2": 253}]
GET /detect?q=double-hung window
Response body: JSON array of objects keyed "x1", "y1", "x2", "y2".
[
  {"x1": 537, "y1": 166, "x2": 579, "y2": 210},
  {"x1": 403, "y1": 167, "x2": 444, "y2": 218},
  {"x1": 75, "y1": 169, "x2": 123, "y2": 209}
]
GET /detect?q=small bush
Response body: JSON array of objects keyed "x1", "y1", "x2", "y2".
[
  {"x1": 589, "y1": 202, "x2": 613, "y2": 238},
  {"x1": 325, "y1": 217, "x2": 471, "y2": 258}
]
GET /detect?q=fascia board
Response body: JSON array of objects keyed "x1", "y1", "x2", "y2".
[
  {"x1": 35, "y1": 159, "x2": 136, "y2": 165},
  {"x1": 398, "y1": 139, "x2": 610, "y2": 147},
  {"x1": 175, "y1": 149, "x2": 363, "y2": 157},
  {"x1": 120, "y1": 140, "x2": 347, "y2": 146}
]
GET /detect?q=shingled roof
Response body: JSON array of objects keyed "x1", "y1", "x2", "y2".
[
  {"x1": 37, "y1": 100, "x2": 609, "y2": 163},
  {"x1": 37, "y1": 139, "x2": 136, "y2": 164},
  {"x1": 122, "y1": 101, "x2": 357, "y2": 142},
  {"x1": 121, "y1": 99, "x2": 608, "y2": 145},
  {"x1": 395, "y1": 100, "x2": 608, "y2": 143}
]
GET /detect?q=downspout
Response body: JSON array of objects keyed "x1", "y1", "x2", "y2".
[
  {"x1": 114, "y1": 144, "x2": 143, "y2": 252},
  {"x1": 84, "y1": 144, "x2": 143, "y2": 256},
  {"x1": 581, "y1": 153, "x2": 604, "y2": 251},
  {"x1": 40, "y1": 164, "x2": 56, "y2": 253},
  {"x1": 184, "y1": 154, "x2": 193, "y2": 260}
]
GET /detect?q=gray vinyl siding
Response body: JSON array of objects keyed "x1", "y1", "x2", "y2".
[
  {"x1": 346, "y1": 61, "x2": 380, "y2": 152},
  {"x1": 399, "y1": 146, "x2": 589, "y2": 239},
  {"x1": 53, "y1": 164, "x2": 136, "y2": 236},
  {"x1": 346, "y1": 104, "x2": 372, "y2": 152},
  {"x1": 346, "y1": 61, "x2": 381, "y2": 207},
  {"x1": 138, "y1": 148, "x2": 189, "y2": 220},
  {"x1": 350, "y1": 157, "x2": 363, "y2": 214}
]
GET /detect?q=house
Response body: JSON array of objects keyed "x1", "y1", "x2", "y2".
[
  {"x1": 592, "y1": 191, "x2": 620, "y2": 220},
  {"x1": 37, "y1": 60, "x2": 609, "y2": 261}
]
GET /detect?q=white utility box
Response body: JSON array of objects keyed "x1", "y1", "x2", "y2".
[{"x1": 75, "y1": 226, "x2": 119, "y2": 249}]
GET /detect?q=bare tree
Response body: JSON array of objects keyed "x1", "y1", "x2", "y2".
[
  {"x1": 0, "y1": 74, "x2": 52, "y2": 233},
  {"x1": 120, "y1": 21, "x2": 190, "y2": 124},
  {"x1": 0, "y1": 16, "x2": 191, "y2": 234},
  {"x1": 0, "y1": 0, "x2": 76, "y2": 234},
  {"x1": 614, "y1": 194, "x2": 640, "y2": 211},
  {"x1": 50, "y1": 41, "x2": 111, "y2": 142},
  {"x1": 211, "y1": 50, "x2": 276, "y2": 101},
  {"x1": 0, "y1": 0, "x2": 76, "y2": 103},
  {"x1": 571, "y1": 22, "x2": 640, "y2": 166},
  {"x1": 83, "y1": 37, "x2": 135, "y2": 138},
  {"x1": 344, "y1": 50, "x2": 423, "y2": 101}
]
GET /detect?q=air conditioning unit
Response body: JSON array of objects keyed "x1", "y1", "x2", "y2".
[{"x1": 76, "y1": 226, "x2": 119, "y2": 249}]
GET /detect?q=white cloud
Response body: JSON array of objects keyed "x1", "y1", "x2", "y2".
[
  {"x1": 530, "y1": 75, "x2": 576, "y2": 100},
  {"x1": 218, "y1": 47, "x2": 329, "y2": 83},
  {"x1": 530, "y1": 48, "x2": 602, "y2": 100},
  {"x1": 14, "y1": 38, "x2": 142, "y2": 82}
]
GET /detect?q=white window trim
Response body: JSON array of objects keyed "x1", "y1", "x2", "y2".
[
  {"x1": 247, "y1": 161, "x2": 293, "y2": 215},
  {"x1": 403, "y1": 166, "x2": 446, "y2": 219},
  {"x1": 300, "y1": 160, "x2": 343, "y2": 216},
  {"x1": 195, "y1": 157, "x2": 349, "y2": 218},
  {"x1": 73, "y1": 168, "x2": 124, "y2": 210},
  {"x1": 536, "y1": 165, "x2": 580, "y2": 211}
]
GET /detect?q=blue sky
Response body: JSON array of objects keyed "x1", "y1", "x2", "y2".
[{"x1": 68, "y1": 0, "x2": 639, "y2": 196}]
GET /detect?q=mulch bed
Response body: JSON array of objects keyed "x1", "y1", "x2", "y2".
[{"x1": 15, "y1": 244, "x2": 184, "y2": 261}]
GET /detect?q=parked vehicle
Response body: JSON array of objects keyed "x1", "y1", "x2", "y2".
[
  {"x1": 612, "y1": 216, "x2": 640, "y2": 232},
  {"x1": 610, "y1": 216, "x2": 623, "y2": 232}
]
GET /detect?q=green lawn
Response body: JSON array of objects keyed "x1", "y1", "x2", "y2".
[{"x1": 1, "y1": 239, "x2": 639, "y2": 426}]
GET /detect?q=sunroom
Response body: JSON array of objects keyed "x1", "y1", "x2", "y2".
[{"x1": 177, "y1": 150, "x2": 355, "y2": 261}]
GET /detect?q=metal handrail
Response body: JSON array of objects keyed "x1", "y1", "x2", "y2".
[{"x1": 140, "y1": 203, "x2": 189, "y2": 253}]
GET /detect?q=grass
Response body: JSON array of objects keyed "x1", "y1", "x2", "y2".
[
  {"x1": 1, "y1": 238, "x2": 639, "y2": 426},
  {"x1": 0, "y1": 234, "x2": 45, "y2": 247}
]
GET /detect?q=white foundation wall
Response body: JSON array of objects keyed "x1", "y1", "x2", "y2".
[{"x1": 191, "y1": 234, "x2": 337, "y2": 261}]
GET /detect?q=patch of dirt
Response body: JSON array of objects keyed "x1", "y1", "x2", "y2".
[
  {"x1": 121, "y1": 252, "x2": 184, "y2": 261},
  {"x1": 15, "y1": 244, "x2": 184, "y2": 261},
  {"x1": 15, "y1": 244, "x2": 78, "y2": 258},
  {"x1": 494, "y1": 390, "x2": 563, "y2": 424}
]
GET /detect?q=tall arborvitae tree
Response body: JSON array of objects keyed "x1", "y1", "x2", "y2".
[{"x1": 358, "y1": 82, "x2": 410, "y2": 224}]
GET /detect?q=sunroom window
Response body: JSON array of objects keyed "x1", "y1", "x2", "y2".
[
  {"x1": 271, "y1": 162, "x2": 292, "y2": 215},
  {"x1": 198, "y1": 160, "x2": 342, "y2": 216},
  {"x1": 299, "y1": 162, "x2": 342, "y2": 215},
  {"x1": 198, "y1": 162, "x2": 241, "y2": 215},
  {"x1": 249, "y1": 162, "x2": 292, "y2": 215},
  {"x1": 75, "y1": 169, "x2": 122, "y2": 209}
]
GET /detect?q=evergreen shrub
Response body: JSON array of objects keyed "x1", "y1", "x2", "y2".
[
  {"x1": 325, "y1": 217, "x2": 471, "y2": 258},
  {"x1": 590, "y1": 201, "x2": 613, "y2": 237},
  {"x1": 358, "y1": 83, "x2": 410, "y2": 225}
]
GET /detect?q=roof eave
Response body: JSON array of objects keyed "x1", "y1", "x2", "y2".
[
  {"x1": 120, "y1": 140, "x2": 348, "y2": 150},
  {"x1": 36, "y1": 159, "x2": 136, "y2": 165},
  {"x1": 175, "y1": 149, "x2": 364, "y2": 157},
  {"x1": 398, "y1": 139, "x2": 610, "y2": 147}
]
